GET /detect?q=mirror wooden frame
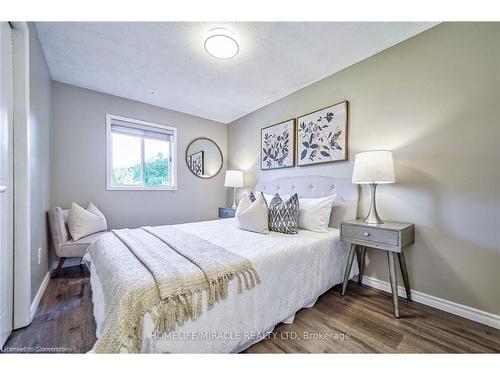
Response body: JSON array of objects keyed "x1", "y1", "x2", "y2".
[{"x1": 185, "y1": 137, "x2": 223, "y2": 179}]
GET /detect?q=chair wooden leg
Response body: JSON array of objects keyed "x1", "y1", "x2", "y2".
[{"x1": 53, "y1": 257, "x2": 66, "y2": 278}]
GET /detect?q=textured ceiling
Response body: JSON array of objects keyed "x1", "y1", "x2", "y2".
[{"x1": 36, "y1": 22, "x2": 438, "y2": 124}]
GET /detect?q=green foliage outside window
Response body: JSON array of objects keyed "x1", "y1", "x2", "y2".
[{"x1": 112, "y1": 153, "x2": 169, "y2": 186}]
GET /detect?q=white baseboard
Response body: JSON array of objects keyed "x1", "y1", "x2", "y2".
[
  {"x1": 50, "y1": 257, "x2": 82, "y2": 270},
  {"x1": 360, "y1": 275, "x2": 500, "y2": 329},
  {"x1": 30, "y1": 271, "x2": 50, "y2": 321},
  {"x1": 30, "y1": 259, "x2": 83, "y2": 321}
]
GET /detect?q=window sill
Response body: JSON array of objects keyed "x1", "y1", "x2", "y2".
[{"x1": 106, "y1": 185, "x2": 177, "y2": 191}]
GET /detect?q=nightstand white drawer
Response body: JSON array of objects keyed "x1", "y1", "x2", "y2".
[{"x1": 341, "y1": 224, "x2": 399, "y2": 246}]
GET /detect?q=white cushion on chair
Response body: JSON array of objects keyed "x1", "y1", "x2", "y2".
[
  {"x1": 67, "y1": 202, "x2": 108, "y2": 241},
  {"x1": 49, "y1": 205, "x2": 109, "y2": 259},
  {"x1": 61, "y1": 231, "x2": 107, "y2": 258}
]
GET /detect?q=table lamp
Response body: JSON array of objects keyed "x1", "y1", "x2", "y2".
[
  {"x1": 352, "y1": 150, "x2": 395, "y2": 224},
  {"x1": 224, "y1": 170, "x2": 244, "y2": 209}
]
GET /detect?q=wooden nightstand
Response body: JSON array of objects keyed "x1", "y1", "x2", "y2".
[
  {"x1": 218, "y1": 207, "x2": 236, "y2": 219},
  {"x1": 340, "y1": 219, "x2": 415, "y2": 318}
]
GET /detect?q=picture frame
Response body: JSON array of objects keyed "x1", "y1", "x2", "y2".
[
  {"x1": 296, "y1": 100, "x2": 348, "y2": 166},
  {"x1": 260, "y1": 118, "x2": 296, "y2": 170},
  {"x1": 188, "y1": 151, "x2": 204, "y2": 176}
]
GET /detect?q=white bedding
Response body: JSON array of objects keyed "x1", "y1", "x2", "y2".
[{"x1": 87, "y1": 218, "x2": 358, "y2": 353}]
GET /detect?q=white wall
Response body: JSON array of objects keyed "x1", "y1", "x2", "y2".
[
  {"x1": 227, "y1": 23, "x2": 500, "y2": 315},
  {"x1": 51, "y1": 82, "x2": 227, "y2": 230},
  {"x1": 28, "y1": 23, "x2": 52, "y2": 301}
]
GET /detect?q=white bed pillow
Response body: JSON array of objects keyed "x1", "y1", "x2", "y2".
[
  {"x1": 235, "y1": 194, "x2": 269, "y2": 234},
  {"x1": 298, "y1": 195, "x2": 336, "y2": 233},
  {"x1": 67, "y1": 202, "x2": 108, "y2": 241}
]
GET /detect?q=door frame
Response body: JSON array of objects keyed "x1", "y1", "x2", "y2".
[
  {"x1": 11, "y1": 21, "x2": 31, "y2": 329},
  {"x1": 0, "y1": 21, "x2": 15, "y2": 348}
]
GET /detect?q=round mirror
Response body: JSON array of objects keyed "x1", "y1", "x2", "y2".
[{"x1": 186, "y1": 137, "x2": 223, "y2": 178}]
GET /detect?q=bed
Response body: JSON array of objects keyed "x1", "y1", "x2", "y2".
[{"x1": 85, "y1": 176, "x2": 359, "y2": 353}]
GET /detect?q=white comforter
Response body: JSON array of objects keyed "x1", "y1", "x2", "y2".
[{"x1": 87, "y1": 218, "x2": 357, "y2": 353}]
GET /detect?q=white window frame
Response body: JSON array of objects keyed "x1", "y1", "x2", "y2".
[{"x1": 106, "y1": 114, "x2": 177, "y2": 191}]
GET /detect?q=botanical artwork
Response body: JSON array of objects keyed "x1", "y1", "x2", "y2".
[
  {"x1": 261, "y1": 119, "x2": 296, "y2": 170},
  {"x1": 189, "y1": 151, "x2": 204, "y2": 176},
  {"x1": 296, "y1": 101, "x2": 348, "y2": 166}
]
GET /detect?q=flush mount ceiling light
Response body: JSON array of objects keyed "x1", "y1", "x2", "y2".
[{"x1": 204, "y1": 28, "x2": 239, "y2": 59}]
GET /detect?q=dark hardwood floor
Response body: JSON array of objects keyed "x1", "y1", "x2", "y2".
[{"x1": 3, "y1": 265, "x2": 500, "y2": 353}]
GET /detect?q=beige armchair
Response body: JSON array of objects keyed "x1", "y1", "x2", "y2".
[{"x1": 48, "y1": 207, "x2": 109, "y2": 277}]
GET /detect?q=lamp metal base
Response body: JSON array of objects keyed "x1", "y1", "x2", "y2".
[
  {"x1": 363, "y1": 183, "x2": 384, "y2": 225},
  {"x1": 232, "y1": 187, "x2": 237, "y2": 209}
]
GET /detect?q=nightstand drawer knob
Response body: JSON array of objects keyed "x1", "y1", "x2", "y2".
[{"x1": 363, "y1": 232, "x2": 370, "y2": 237}]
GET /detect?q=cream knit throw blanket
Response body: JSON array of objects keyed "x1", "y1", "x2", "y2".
[{"x1": 89, "y1": 226, "x2": 260, "y2": 353}]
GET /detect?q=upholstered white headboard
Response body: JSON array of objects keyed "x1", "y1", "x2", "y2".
[{"x1": 254, "y1": 175, "x2": 358, "y2": 229}]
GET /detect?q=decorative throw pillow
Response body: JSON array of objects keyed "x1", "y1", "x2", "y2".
[
  {"x1": 248, "y1": 191, "x2": 256, "y2": 202},
  {"x1": 67, "y1": 202, "x2": 108, "y2": 241},
  {"x1": 263, "y1": 193, "x2": 274, "y2": 205},
  {"x1": 235, "y1": 194, "x2": 269, "y2": 234},
  {"x1": 268, "y1": 193, "x2": 299, "y2": 234},
  {"x1": 254, "y1": 191, "x2": 289, "y2": 207},
  {"x1": 298, "y1": 195, "x2": 336, "y2": 232},
  {"x1": 253, "y1": 191, "x2": 267, "y2": 204}
]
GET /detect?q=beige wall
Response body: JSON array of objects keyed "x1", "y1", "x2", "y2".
[
  {"x1": 227, "y1": 23, "x2": 500, "y2": 314},
  {"x1": 51, "y1": 83, "x2": 227, "y2": 231}
]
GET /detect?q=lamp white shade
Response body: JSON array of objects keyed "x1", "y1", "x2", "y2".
[
  {"x1": 224, "y1": 170, "x2": 244, "y2": 188},
  {"x1": 352, "y1": 150, "x2": 395, "y2": 184}
]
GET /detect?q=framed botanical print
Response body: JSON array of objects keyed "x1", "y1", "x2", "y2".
[
  {"x1": 296, "y1": 100, "x2": 348, "y2": 166},
  {"x1": 189, "y1": 151, "x2": 204, "y2": 176},
  {"x1": 261, "y1": 118, "x2": 296, "y2": 170}
]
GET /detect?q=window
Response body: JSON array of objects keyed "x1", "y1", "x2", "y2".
[{"x1": 106, "y1": 114, "x2": 177, "y2": 190}]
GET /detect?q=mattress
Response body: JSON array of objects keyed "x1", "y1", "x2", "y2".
[{"x1": 87, "y1": 218, "x2": 358, "y2": 353}]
